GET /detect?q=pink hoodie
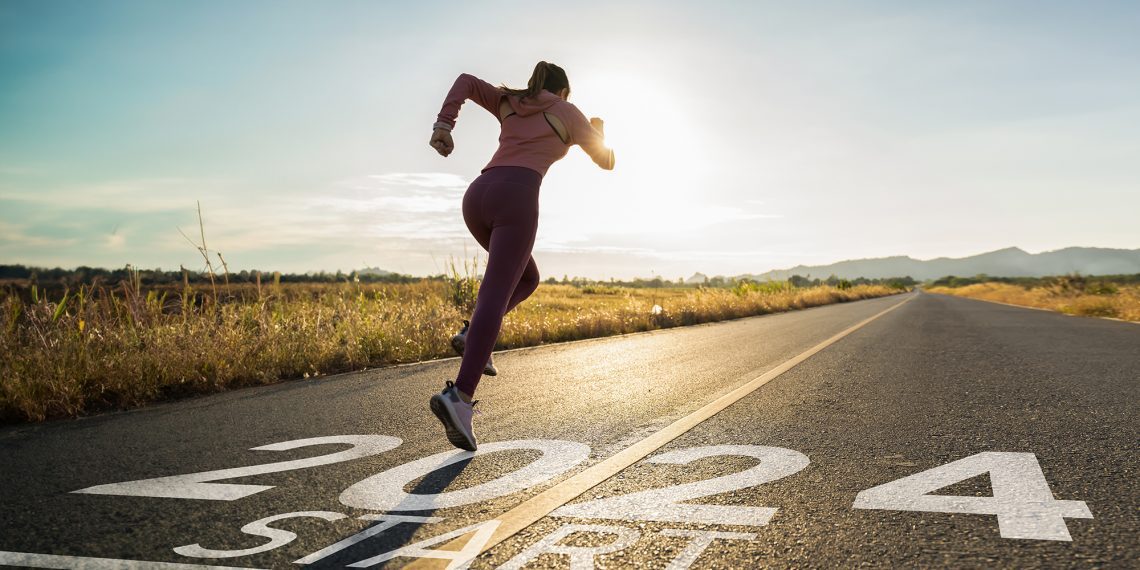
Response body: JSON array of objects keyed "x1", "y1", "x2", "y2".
[{"x1": 435, "y1": 73, "x2": 614, "y2": 178}]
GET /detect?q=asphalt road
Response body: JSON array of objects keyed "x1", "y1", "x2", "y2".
[{"x1": 0, "y1": 290, "x2": 1136, "y2": 569}]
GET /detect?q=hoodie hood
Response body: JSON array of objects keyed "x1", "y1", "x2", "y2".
[{"x1": 507, "y1": 89, "x2": 563, "y2": 117}]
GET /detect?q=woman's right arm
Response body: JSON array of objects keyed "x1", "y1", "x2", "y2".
[
  {"x1": 434, "y1": 73, "x2": 506, "y2": 131},
  {"x1": 567, "y1": 104, "x2": 615, "y2": 170},
  {"x1": 431, "y1": 73, "x2": 505, "y2": 157}
]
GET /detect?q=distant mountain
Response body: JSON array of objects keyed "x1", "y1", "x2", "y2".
[
  {"x1": 685, "y1": 272, "x2": 709, "y2": 284},
  {"x1": 742, "y1": 247, "x2": 1140, "y2": 281},
  {"x1": 356, "y1": 266, "x2": 395, "y2": 276}
]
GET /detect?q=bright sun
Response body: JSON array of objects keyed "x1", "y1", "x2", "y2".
[
  {"x1": 541, "y1": 71, "x2": 718, "y2": 236},
  {"x1": 571, "y1": 72, "x2": 702, "y2": 166},
  {"x1": 582, "y1": 75, "x2": 707, "y2": 174}
]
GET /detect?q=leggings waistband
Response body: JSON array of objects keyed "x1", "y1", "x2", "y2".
[{"x1": 475, "y1": 166, "x2": 543, "y2": 189}]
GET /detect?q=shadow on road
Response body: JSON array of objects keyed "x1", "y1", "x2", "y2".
[{"x1": 305, "y1": 454, "x2": 474, "y2": 569}]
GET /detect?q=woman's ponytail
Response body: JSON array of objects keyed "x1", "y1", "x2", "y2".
[
  {"x1": 500, "y1": 61, "x2": 570, "y2": 101},
  {"x1": 527, "y1": 61, "x2": 550, "y2": 100}
]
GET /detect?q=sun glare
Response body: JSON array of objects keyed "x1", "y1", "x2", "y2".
[
  {"x1": 561, "y1": 72, "x2": 714, "y2": 232},
  {"x1": 574, "y1": 73, "x2": 704, "y2": 165}
]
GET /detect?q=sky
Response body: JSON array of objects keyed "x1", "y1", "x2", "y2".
[{"x1": 1, "y1": 0, "x2": 1138, "y2": 280}]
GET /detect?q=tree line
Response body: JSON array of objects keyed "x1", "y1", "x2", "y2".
[{"x1": 0, "y1": 263, "x2": 919, "y2": 290}]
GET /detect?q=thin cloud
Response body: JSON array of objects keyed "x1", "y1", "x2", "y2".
[
  {"x1": 188, "y1": 172, "x2": 473, "y2": 252},
  {"x1": 366, "y1": 172, "x2": 470, "y2": 189},
  {"x1": 0, "y1": 220, "x2": 79, "y2": 248},
  {"x1": 0, "y1": 164, "x2": 41, "y2": 176},
  {"x1": 0, "y1": 177, "x2": 240, "y2": 214}
]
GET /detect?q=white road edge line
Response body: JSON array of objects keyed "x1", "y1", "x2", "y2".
[
  {"x1": 0, "y1": 550, "x2": 266, "y2": 569},
  {"x1": 926, "y1": 291, "x2": 1139, "y2": 325},
  {"x1": 404, "y1": 292, "x2": 918, "y2": 568}
]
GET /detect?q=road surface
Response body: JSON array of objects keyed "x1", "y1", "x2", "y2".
[{"x1": 0, "y1": 290, "x2": 1136, "y2": 568}]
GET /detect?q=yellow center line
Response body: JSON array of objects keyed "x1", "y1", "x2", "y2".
[{"x1": 406, "y1": 292, "x2": 917, "y2": 568}]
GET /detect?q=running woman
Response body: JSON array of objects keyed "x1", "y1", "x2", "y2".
[{"x1": 428, "y1": 61, "x2": 615, "y2": 451}]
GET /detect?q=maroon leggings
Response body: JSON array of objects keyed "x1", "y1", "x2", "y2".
[{"x1": 455, "y1": 166, "x2": 542, "y2": 397}]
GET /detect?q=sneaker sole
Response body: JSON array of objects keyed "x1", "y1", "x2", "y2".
[
  {"x1": 451, "y1": 334, "x2": 498, "y2": 376},
  {"x1": 429, "y1": 394, "x2": 477, "y2": 451}
]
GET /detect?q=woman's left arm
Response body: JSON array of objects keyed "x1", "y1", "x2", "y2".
[{"x1": 566, "y1": 104, "x2": 615, "y2": 170}]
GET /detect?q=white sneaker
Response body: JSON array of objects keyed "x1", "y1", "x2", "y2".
[
  {"x1": 429, "y1": 381, "x2": 478, "y2": 451},
  {"x1": 450, "y1": 320, "x2": 498, "y2": 376}
]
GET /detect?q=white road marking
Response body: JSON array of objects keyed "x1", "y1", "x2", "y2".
[
  {"x1": 551, "y1": 445, "x2": 808, "y2": 526},
  {"x1": 345, "y1": 520, "x2": 501, "y2": 569},
  {"x1": 0, "y1": 550, "x2": 265, "y2": 569},
  {"x1": 660, "y1": 529, "x2": 758, "y2": 570},
  {"x1": 340, "y1": 440, "x2": 590, "y2": 511},
  {"x1": 853, "y1": 451, "x2": 1093, "y2": 541},
  {"x1": 494, "y1": 524, "x2": 641, "y2": 570},
  {"x1": 928, "y1": 292, "x2": 1140, "y2": 325},
  {"x1": 294, "y1": 515, "x2": 443, "y2": 565},
  {"x1": 174, "y1": 510, "x2": 347, "y2": 559},
  {"x1": 73, "y1": 435, "x2": 401, "y2": 501}
]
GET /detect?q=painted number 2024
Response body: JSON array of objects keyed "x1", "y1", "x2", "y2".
[{"x1": 72, "y1": 435, "x2": 1093, "y2": 564}]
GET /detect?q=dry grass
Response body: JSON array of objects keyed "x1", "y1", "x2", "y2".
[
  {"x1": 1, "y1": 276, "x2": 903, "y2": 424},
  {"x1": 502, "y1": 282, "x2": 896, "y2": 346},
  {"x1": 928, "y1": 280, "x2": 1140, "y2": 322}
]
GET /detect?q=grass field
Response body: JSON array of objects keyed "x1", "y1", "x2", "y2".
[
  {"x1": 1, "y1": 275, "x2": 904, "y2": 424},
  {"x1": 928, "y1": 276, "x2": 1140, "y2": 323}
]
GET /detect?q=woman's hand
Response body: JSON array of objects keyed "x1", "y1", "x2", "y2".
[
  {"x1": 430, "y1": 128, "x2": 454, "y2": 157},
  {"x1": 589, "y1": 117, "x2": 605, "y2": 136}
]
